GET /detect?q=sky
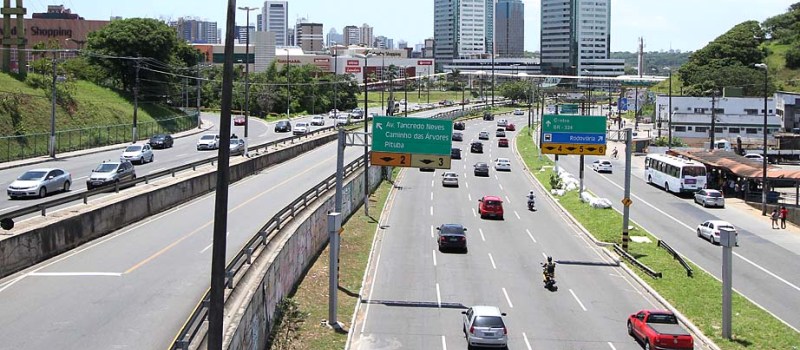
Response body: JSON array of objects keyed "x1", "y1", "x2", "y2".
[{"x1": 26, "y1": 0, "x2": 799, "y2": 52}]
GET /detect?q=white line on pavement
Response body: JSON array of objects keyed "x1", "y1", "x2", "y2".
[
  {"x1": 463, "y1": 172, "x2": 467, "y2": 178},
  {"x1": 479, "y1": 228, "x2": 486, "y2": 242},
  {"x1": 430, "y1": 206, "x2": 433, "y2": 216},
  {"x1": 432, "y1": 171, "x2": 437, "y2": 178},
  {"x1": 523, "y1": 333, "x2": 533, "y2": 350},
  {"x1": 468, "y1": 193, "x2": 472, "y2": 201},
  {"x1": 526, "y1": 229, "x2": 537, "y2": 243},
  {"x1": 360, "y1": 251, "x2": 382, "y2": 333},
  {"x1": 505, "y1": 195, "x2": 511, "y2": 203},
  {"x1": 463, "y1": 164, "x2": 466, "y2": 169},
  {"x1": 431, "y1": 225, "x2": 435, "y2": 238},
  {"x1": 488, "y1": 253, "x2": 497, "y2": 269},
  {"x1": 569, "y1": 289, "x2": 588, "y2": 311},
  {"x1": 607, "y1": 342, "x2": 617, "y2": 350},
  {"x1": 431, "y1": 180, "x2": 434, "y2": 187},
  {"x1": 465, "y1": 181, "x2": 469, "y2": 188},
  {"x1": 441, "y1": 335, "x2": 447, "y2": 350},
  {"x1": 29, "y1": 272, "x2": 122, "y2": 277},
  {"x1": 471, "y1": 208, "x2": 477, "y2": 217},
  {"x1": 502, "y1": 287, "x2": 514, "y2": 308},
  {"x1": 147, "y1": 168, "x2": 167, "y2": 174},
  {"x1": 495, "y1": 174, "x2": 499, "y2": 180},
  {"x1": 514, "y1": 211, "x2": 521, "y2": 220},
  {"x1": 430, "y1": 192, "x2": 433, "y2": 201},
  {"x1": 432, "y1": 250, "x2": 437, "y2": 266},
  {"x1": 0, "y1": 205, "x2": 19, "y2": 213},
  {"x1": 542, "y1": 252, "x2": 548, "y2": 260},
  {"x1": 175, "y1": 153, "x2": 187, "y2": 157},
  {"x1": 499, "y1": 183, "x2": 503, "y2": 190},
  {"x1": 436, "y1": 283, "x2": 442, "y2": 308},
  {"x1": 73, "y1": 176, "x2": 87, "y2": 181}
]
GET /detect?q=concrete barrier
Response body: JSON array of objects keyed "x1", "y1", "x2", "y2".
[
  {"x1": 222, "y1": 165, "x2": 384, "y2": 350},
  {"x1": 0, "y1": 133, "x2": 339, "y2": 278}
]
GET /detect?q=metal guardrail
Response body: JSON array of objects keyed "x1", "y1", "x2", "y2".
[
  {"x1": 613, "y1": 244, "x2": 662, "y2": 279},
  {"x1": 170, "y1": 155, "x2": 367, "y2": 350},
  {"x1": 0, "y1": 121, "x2": 359, "y2": 230},
  {"x1": 657, "y1": 239, "x2": 693, "y2": 277}
]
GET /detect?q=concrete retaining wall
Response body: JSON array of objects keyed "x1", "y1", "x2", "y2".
[
  {"x1": 225, "y1": 166, "x2": 384, "y2": 350},
  {"x1": 0, "y1": 133, "x2": 338, "y2": 278}
]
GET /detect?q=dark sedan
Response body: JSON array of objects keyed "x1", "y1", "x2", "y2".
[
  {"x1": 148, "y1": 134, "x2": 174, "y2": 149},
  {"x1": 275, "y1": 120, "x2": 292, "y2": 132},
  {"x1": 454, "y1": 121, "x2": 466, "y2": 130},
  {"x1": 437, "y1": 224, "x2": 467, "y2": 252},
  {"x1": 470, "y1": 141, "x2": 483, "y2": 153},
  {"x1": 452, "y1": 132, "x2": 463, "y2": 142},
  {"x1": 474, "y1": 162, "x2": 490, "y2": 176},
  {"x1": 451, "y1": 147, "x2": 462, "y2": 159}
]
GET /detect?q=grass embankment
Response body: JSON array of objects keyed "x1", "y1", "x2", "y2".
[
  {"x1": 517, "y1": 126, "x2": 799, "y2": 349},
  {"x1": 0, "y1": 73, "x2": 190, "y2": 161},
  {"x1": 289, "y1": 169, "x2": 397, "y2": 349}
]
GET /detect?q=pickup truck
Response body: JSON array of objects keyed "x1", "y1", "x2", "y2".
[{"x1": 627, "y1": 309, "x2": 693, "y2": 350}]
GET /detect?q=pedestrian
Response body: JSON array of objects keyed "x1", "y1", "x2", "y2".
[
  {"x1": 611, "y1": 147, "x2": 618, "y2": 159},
  {"x1": 771, "y1": 209, "x2": 780, "y2": 229},
  {"x1": 734, "y1": 182, "x2": 741, "y2": 198},
  {"x1": 728, "y1": 179, "x2": 735, "y2": 196},
  {"x1": 780, "y1": 206, "x2": 789, "y2": 229}
]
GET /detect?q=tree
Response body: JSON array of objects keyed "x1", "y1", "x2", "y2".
[
  {"x1": 498, "y1": 81, "x2": 530, "y2": 103},
  {"x1": 448, "y1": 69, "x2": 462, "y2": 91},
  {"x1": 786, "y1": 44, "x2": 800, "y2": 69}
]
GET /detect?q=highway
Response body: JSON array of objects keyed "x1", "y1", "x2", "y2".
[
  {"x1": 351, "y1": 114, "x2": 671, "y2": 350},
  {"x1": 0, "y1": 104, "x2": 471, "y2": 349},
  {"x1": 556, "y1": 144, "x2": 800, "y2": 330}
]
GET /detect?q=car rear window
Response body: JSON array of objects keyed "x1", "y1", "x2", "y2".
[
  {"x1": 719, "y1": 225, "x2": 735, "y2": 231},
  {"x1": 648, "y1": 313, "x2": 677, "y2": 324},
  {"x1": 485, "y1": 200, "x2": 501, "y2": 206},
  {"x1": 473, "y1": 316, "x2": 504, "y2": 328},
  {"x1": 707, "y1": 192, "x2": 722, "y2": 197},
  {"x1": 440, "y1": 225, "x2": 464, "y2": 234}
]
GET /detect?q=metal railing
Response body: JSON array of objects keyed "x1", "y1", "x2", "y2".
[
  {"x1": 657, "y1": 239, "x2": 693, "y2": 277},
  {"x1": 613, "y1": 244, "x2": 662, "y2": 279},
  {"x1": 170, "y1": 155, "x2": 368, "y2": 350},
  {"x1": 0, "y1": 121, "x2": 350, "y2": 230},
  {"x1": 0, "y1": 113, "x2": 199, "y2": 163}
]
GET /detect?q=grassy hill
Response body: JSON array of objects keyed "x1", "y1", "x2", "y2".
[
  {"x1": 765, "y1": 43, "x2": 800, "y2": 92},
  {"x1": 0, "y1": 73, "x2": 194, "y2": 161}
]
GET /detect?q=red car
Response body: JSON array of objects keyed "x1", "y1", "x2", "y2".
[
  {"x1": 478, "y1": 196, "x2": 504, "y2": 219},
  {"x1": 628, "y1": 310, "x2": 693, "y2": 350},
  {"x1": 505, "y1": 123, "x2": 516, "y2": 131},
  {"x1": 234, "y1": 116, "x2": 246, "y2": 126},
  {"x1": 498, "y1": 138, "x2": 509, "y2": 147}
]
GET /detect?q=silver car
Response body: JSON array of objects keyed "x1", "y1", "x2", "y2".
[
  {"x1": 87, "y1": 160, "x2": 136, "y2": 190},
  {"x1": 7, "y1": 168, "x2": 72, "y2": 199},
  {"x1": 462, "y1": 305, "x2": 508, "y2": 348},
  {"x1": 229, "y1": 138, "x2": 245, "y2": 155},
  {"x1": 694, "y1": 189, "x2": 724, "y2": 208},
  {"x1": 441, "y1": 172, "x2": 459, "y2": 187},
  {"x1": 121, "y1": 143, "x2": 154, "y2": 164},
  {"x1": 697, "y1": 220, "x2": 738, "y2": 245}
]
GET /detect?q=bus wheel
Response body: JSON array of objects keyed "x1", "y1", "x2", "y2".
[{"x1": 665, "y1": 183, "x2": 670, "y2": 192}]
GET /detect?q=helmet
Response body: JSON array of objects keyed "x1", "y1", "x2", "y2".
[
  {"x1": 529, "y1": 190, "x2": 534, "y2": 195},
  {"x1": 547, "y1": 256, "x2": 553, "y2": 263}
]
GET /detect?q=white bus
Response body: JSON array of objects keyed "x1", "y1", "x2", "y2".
[{"x1": 644, "y1": 154, "x2": 708, "y2": 194}]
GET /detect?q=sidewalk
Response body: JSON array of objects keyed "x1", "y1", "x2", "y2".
[{"x1": 0, "y1": 120, "x2": 215, "y2": 172}]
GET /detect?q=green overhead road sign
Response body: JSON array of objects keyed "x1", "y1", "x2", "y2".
[
  {"x1": 542, "y1": 115, "x2": 607, "y2": 134},
  {"x1": 372, "y1": 116, "x2": 453, "y2": 156}
]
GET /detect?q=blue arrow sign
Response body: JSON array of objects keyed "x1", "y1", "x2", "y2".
[
  {"x1": 618, "y1": 97, "x2": 628, "y2": 111},
  {"x1": 543, "y1": 132, "x2": 606, "y2": 145}
]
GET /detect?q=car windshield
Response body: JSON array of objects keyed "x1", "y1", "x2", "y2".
[
  {"x1": 473, "y1": 316, "x2": 504, "y2": 328},
  {"x1": 682, "y1": 166, "x2": 706, "y2": 177},
  {"x1": 125, "y1": 145, "x2": 142, "y2": 152},
  {"x1": 230, "y1": 139, "x2": 241, "y2": 144},
  {"x1": 439, "y1": 225, "x2": 464, "y2": 234},
  {"x1": 201, "y1": 135, "x2": 216, "y2": 140},
  {"x1": 94, "y1": 164, "x2": 118, "y2": 173},
  {"x1": 476, "y1": 163, "x2": 487, "y2": 168},
  {"x1": 647, "y1": 313, "x2": 677, "y2": 324},
  {"x1": 18, "y1": 171, "x2": 47, "y2": 180},
  {"x1": 151, "y1": 135, "x2": 164, "y2": 141},
  {"x1": 296, "y1": 123, "x2": 307, "y2": 127}
]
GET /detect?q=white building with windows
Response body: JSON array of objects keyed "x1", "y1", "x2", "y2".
[
  {"x1": 655, "y1": 95, "x2": 781, "y2": 147},
  {"x1": 262, "y1": 1, "x2": 288, "y2": 46}
]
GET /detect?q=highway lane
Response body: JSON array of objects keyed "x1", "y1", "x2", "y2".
[
  {"x1": 352, "y1": 114, "x2": 671, "y2": 350},
  {"x1": 556, "y1": 151, "x2": 800, "y2": 330}
]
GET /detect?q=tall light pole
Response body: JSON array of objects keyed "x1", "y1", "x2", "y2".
[
  {"x1": 379, "y1": 52, "x2": 385, "y2": 113},
  {"x1": 238, "y1": 6, "x2": 258, "y2": 157},
  {"x1": 355, "y1": 51, "x2": 374, "y2": 216},
  {"x1": 756, "y1": 63, "x2": 769, "y2": 216},
  {"x1": 665, "y1": 66, "x2": 673, "y2": 147},
  {"x1": 284, "y1": 48, "x2": 291, "y2": 120},
  {"x1": 706, "y1": 89, "x2": 719, "y2": 151},
  {"x1": 403, "y1": 66, "x2": 409, "y2": 117},
  {"x1": 332, "y1": 50, "x2": 338, "y2": 119}
]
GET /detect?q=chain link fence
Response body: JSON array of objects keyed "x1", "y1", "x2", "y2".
[{"x1": 0, "y1": 112, "x2": 199, "y2": 163}]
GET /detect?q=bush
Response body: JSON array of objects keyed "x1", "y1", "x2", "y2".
[
  {"x1": 652, "y1": 136, "x2": 688, "y2": 147},
  {"x1": 785, "y1": 45, "x2": 800, "y2": 69},
  {"x1": 549, "y1": 172, "x2": 563, "y2": 190}
]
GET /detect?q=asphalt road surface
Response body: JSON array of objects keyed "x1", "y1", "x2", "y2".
[{"x1": 350, "y1": 114, "x2": 675, "y2": 350}]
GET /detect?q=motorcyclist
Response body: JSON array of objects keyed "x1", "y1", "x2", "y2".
[
  {"x1": 611, "y1": 147, "x2": 618, "y2": 159},
  {"x1": 542, "y1": 256, "x2": 556, "y2": 279},
  {"x1": 526, "y1": 190, "x2": 536, "y2": 208}
]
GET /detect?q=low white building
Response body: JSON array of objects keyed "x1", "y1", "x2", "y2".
[
  {"x1": 655, "y1": 95, "x2": 781, "y2": 147},
  {"x1": 775, "y1": 91, "x2": 800, "y2": 132}
]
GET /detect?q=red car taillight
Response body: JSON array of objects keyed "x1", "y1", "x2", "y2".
[
  {"x1": 503, "y1": 327, "x2": 508, "y2": 335},
  {"x1": 469, "y1": 325, "x2": 475, "y2": 334}
]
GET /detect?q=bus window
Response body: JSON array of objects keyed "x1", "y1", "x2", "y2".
[{"x1": 682, "y1": 166, "x2": 706, "y2": 177}]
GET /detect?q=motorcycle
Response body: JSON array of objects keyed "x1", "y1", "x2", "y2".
[
  {"x1": 541, "y1": 263, "x2": 557, "y2": 291},
  {"x1": 526, "y1": 195, "x2": 536, "y2": 211}
]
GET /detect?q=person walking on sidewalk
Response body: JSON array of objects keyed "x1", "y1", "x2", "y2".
[
  {"x1": 771, "y1": 209, "x2": 780, "y2": 229},
  {"x1": 780, "y1": 206, "x2": 789, "y2": 229}
]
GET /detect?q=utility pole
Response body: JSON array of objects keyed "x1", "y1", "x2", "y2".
[
  {"x1": 622, "y1": 128, "x2": 633, "y2": 251},
  {"x1": 197, "y1": 59, "x2": 202, "y2": 129},
  {"x1": 710, "y1": 90, "x2": 718, "y2": 151},
  {"x1": 133, "y1": 56, "x2": 141, "y2": 143},
  {"x1": 49, "y1": 52, "x2": 58, "y2": 158},
  {"x1": 238, "y1": 6, "x2": 258, "y2": 157}
]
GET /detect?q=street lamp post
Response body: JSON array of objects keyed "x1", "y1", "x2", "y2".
[
  {"x1": 666, "y1": 67, "x2": 673, "y2": 147},
  {"x1": 238, "y1": 6, "x2": 258, "y2": 157},
  {"x1": 380, "y1": 53, "x2": 385, "y2": 114},
  {"x1": 403, "y1": 66, "x2": 409, "y2": 117},
  {"x1": 355, "y1": 51, "x2": 375, "y2": 216},
  {"x1": 755, "y1": 63, "x2": 769, "y2": 215},
  {"x1": 707, "y1": 89, "x2": 719, "y2": 151}
]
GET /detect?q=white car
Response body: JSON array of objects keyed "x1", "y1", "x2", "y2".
[
  {"x1": 462, "y1": 305, "x2": 508, "y2": 348},
  {"x1": 311, "y1": 115, "x2": 325, "y2": 126},
  {"x1": 478, "y1": 131, "x2": 490, "y2": 140},
  {"x1": 197, "y1": 134, "x2": 220, "y2": 150},
  {"x1": 494, "y1": 158, "x2": 511, "y2": 171},
  {"x1": 441, "y1": 172, "x2": 459, "y2": 187},
  {"x1": 336, "y1": 115, "x2": 349, "y2": 127},
  {"x1": 121, "y1": 143, "x2": 154, "y2": 164},
  {"x1": 496, "y1": 119, "x2": 508, "y2": 127},
  {"x1": 592, "y1": 159, "x2": 613, "y2": 173},
  {"x1": 293, "y1": 122, "x2": 309, "y2": 135},
  {"x1": 696, "y1": 220, "x2": 738, "y2": 245},
  {"x1": 513, "y1": 109, "x2": 524, "y2": 115},
  {"x1": 328, "y1": 109, "x2": 341, "y2": 118},
  {"x1": 744, "y1": 153, "x2": 764, "y2": 162},
  {"x1": 694, "y1": 189, "x2": 725, "y2": 208}
]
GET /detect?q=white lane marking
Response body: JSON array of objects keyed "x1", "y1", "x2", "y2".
[
  {"x1": 479, "y1": 228, "x2": 486, "y2": 242},
  {"x1": 505, "y1": 195, "x2": 511, "y2": 203},
  {"x1": 0, "y1": 275, "x2": 27, "y2": 293},
  {"x1": 201, "y1": 232, "x2": 229, "y2": 253},
  {"x1": 471, "y1": 208, "x2": 477, "y2": 217},
  {"x1": 431, "y1": 225, "x2": 435, "y2": 238},
  {"x1": 463, "y1": 172, "x2": 467, "y2": 178},
  {"x1": 430, "y1": 192, "x2": 433, "y2": 201},
  {"x1": 436, "y1": 283, "x2": 442, "y2": 308},
  {"x1": 433, "y1": 171, "x2": 437, "y2": 178},
  {"x1": 593, "y1": 173, "x2": 800, "y2": 294},
  {"x1": 499, "y1": 183, "x2": 503, "y2": 190},
  {"x1": 488, "y1": 253, "x2": 497, "y2": 269},
  {"x1": 569, "y1": 289, "x2": 588, "y2": 311},
  {"x1": 432, "y1": 250, "x2": 437, "y2": 266},
  {"x1": 465, "y1": 181, "x2": 469, "y2": 188},
  {"x1": 502, "y1": 287, "x2": 514, "y2": 308},
  {"x1": 468, "y1": 193, "x2": 472, "y2": 201},
  {"x1": 542, "y1": 252, "x2": 548, "y2": 260},
  {"x1": 495, "y1": 174, "x2": 499, "y2": 180},
  {"x1": 147, "y1": 168, "x2": 167, "y2": 174},
  {"x1": 514, "y1": 211, "x2": 521, "y2": 220},
  {"x1": 607, "y1": 342, "x2": 617, "y2": 350},
  {"x1": 360, "y1": 251, "x2": 382, "y2": 333},
  {"x1": 175, "y1": 153, "x2": 187, "y2": 157},
  {"x1": 526, "y1": 229, "x2": 537, "y2": 243},
  {"x1": 463, "y1": 164, "x2": 466, "y2": 170},
  {"x1": 441, "y1": 335, "x2": 447, "y2": 350},
  {"x1": 523, "y1": 333, "x2": 533, "y2": 350},
  {"x1": 430, "y1": 206, "x2": 433, "y2": 216},
  {"x1": 73, "y1": 176, "x2": 87, "y2": 181},
  {"x1": 0, "y1": 205, "x2": 19, "y2": 212},
  {"x1": 431, "y1": 180, "x2": 434, "y2": 187},
  {"x1": 28, "y1": 272, "x2": 122, "y2": 277}
]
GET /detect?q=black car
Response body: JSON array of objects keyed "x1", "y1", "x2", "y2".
[
  {"x1": 483, "y1": 112, "x2": 494, "y2": 121},
  {"x1": 454, "y1": 121, "x2": 466, "y2": 130},
  {"x1": 451, "y1": 147, "x2": 462, "y2": 159},
  {"x1": 470, "y1": 141, "x2": 483, "y2": 153},
  {"x1": 437, "y1": 224, "x2": 467, "y2": 252},
  {"x1": 148, "y1": 134, "x2": 174, "y2": 149},
  {"x1": 474, "y1": 162, "x2": 490, "y2": 176},
  {"x1": 275, "y1": 120, "x2": 292, "y2": 132},
  {"x1": 452, "y1": 132, "x2": 463, "y2": 141}
]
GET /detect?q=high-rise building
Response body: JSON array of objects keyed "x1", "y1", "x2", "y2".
[
  {"x1": 398, "y1": 40, "x2": 408, "y2": 50},
  {"x1": 387, "y1": 38, "x2": 394, "y2": 49},
  {"x1": 256, "y1": 14, "x2": 263, "y2": 31},
  {"x1": 485, "y1": 0, "x2": 495, "y2": 55},
  {"x1": 235, "y1": 25, "x2": 255, "y2": 44},
  {"x1": 170, "y1": 18, "x2": 219, "y2": 44},
  {"x1": 327, "y1": 28, "x2": 343, "y2": 46},
  {"x1": 540, "y1": 0, "x2": 623, "y2": 77},
  {"x1": 296, "y1": 22, "x2": 324, "y2": 52},
  {"x1": 360, "y1": 23, "x2": 373, "y2": 47},
  {"x1": 343, "y1": 25, "x2": 360, "y2": 46},
  {"x1": 287, "y1": 25, "x2": 296, "y2": 45},
  {"x1": 374, "y1": 35, "x2": 388, "y2": 49},
  {"x1": 495, "y1": 0, "x2": 524, "y2": 57},
  {"x1": 434, "y1": 0, "x2": 487, "y2": 66},
  {"x1": 262, "y1": 1, "x2": 288, "y2": 46},
  {"x1": 423, "y1": 38, "x2": 435, "y2": 58}
]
